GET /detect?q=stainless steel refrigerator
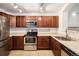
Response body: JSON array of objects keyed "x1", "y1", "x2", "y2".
[{"x1": 0, "y1": 16, "x2": 9, "y2": 56}]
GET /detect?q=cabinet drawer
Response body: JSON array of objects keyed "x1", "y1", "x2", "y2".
[
  {"x1": 38, "y1": 39, "x2": 49, "y2": 42},
  {"x1": 38, "y1": 36, "x2": 49, "y2": 42}
]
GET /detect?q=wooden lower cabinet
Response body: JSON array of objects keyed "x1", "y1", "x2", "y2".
[
  {"x1": 12, "y1": 36, "x2": 24, "y2": 50},
  {"x1": 8, "y1": 37, "x2": 13, "y2": 50},
  {"x1": 37, "y1": 36, "x2": 50, "y2": 50},
  {"x1": 50, "y1": 37, "x2": 61, "y2": 56}
]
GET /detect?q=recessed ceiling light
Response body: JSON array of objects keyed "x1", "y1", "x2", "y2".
[
  {"x1": 72, "y1": 12, "x2": 76, "y2": 16},
  {"x1": 14, "y1": 5, "x2": 18, "y2": 9}
]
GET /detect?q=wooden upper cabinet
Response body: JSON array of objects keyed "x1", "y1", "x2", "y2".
[
  {"x1": 16, "y1": 16, "x2": 26, "y2": 27},
  {"x1": 10, "y1": 16, "x2": 16, "y2": 28},
  {"x1": 26, "y1": 16, "x2": 37, "y2": 20},
  {"x1": 9, "y1": 16, "x2": 59, "y2": 28},
  {"x1": 51, "y1": 16, "x2": 59, "y2": 28},
  {"x1": 37, "y1": 16, "x2": 50, "y2": 27},
  {"x1": 37, "y1": 16, "x2": 59, "y2": 28},
  {"x1": 43, "y1": 16, "x2": 51, "y2": 27},
  {"x1": 37, "y1": 16, "x2": 43, "y2": 27}
]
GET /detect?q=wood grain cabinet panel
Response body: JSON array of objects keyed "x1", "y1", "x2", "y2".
[
  {"x1": 37, "y1": 16, "x2": 51, "y2": 27},
  {"x1": 16, "y1": 16, "x2": 26, "y2": 27},
  {"x1": 12, "y1": 36, "x2": 24, "y2": 50},
  {"x1": 8, "y1": 37, "x2": 13, "y2": 50},
  {"x1": 38, "y1": 41, "x2": 49, "y2": 49},
  {"x1": 51, "y1": 16, "x2": 59, "y2": 27},
  {"x1": 37, "y1": 16, "x2": 59, "y2": 28},
  {"x1": 50, "y1": 37, "x2": 61, "y2": 56},
  {"x1": 26, "y1": 16, "x2": 38, "y2": 20},
  {"x1": 42, "y1": 16, "x2": 51, "y2": 27},
  {"x1": 9, "y1": 16, "x2": 16, "y2": 27},
  {"x1": 37, "y1": 36, "x2": 50, "y2": 50},
  {"x1": 37, "y1": 16, "x2": 43, "y2": 27}
]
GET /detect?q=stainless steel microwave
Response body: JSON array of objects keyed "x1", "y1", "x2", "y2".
[{"x1": 26, "y1": 20, "x2": 37, "y2": 28}]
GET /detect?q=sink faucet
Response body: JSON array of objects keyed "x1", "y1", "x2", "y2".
[{"x1": 65, "y1": 29, "x2": 70, "y2": 40}]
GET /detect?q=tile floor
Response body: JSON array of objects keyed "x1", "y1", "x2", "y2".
[{"x1": 9, "y1": 50, "x2": 54, "y2": 56}]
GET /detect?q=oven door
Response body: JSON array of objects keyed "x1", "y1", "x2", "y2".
[{"x1": 24, "y1": 37, "x2": 37, "y2": 44}]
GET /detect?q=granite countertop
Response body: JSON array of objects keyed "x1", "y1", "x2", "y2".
[
  {"x1": 10, "y1": 32, "x2": 79, "y2": 55},
  {"x1": 52, "y1": 36, "x2": 79, "y2": 55}
]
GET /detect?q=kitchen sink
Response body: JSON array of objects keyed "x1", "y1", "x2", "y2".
[{"x1": 54, "y1": 36, "x2": 74, "y2": 41}]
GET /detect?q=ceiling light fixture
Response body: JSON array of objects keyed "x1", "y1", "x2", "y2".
[
  {"x1": 14, "y1": 5, "x2": 18, "y2": 9},
  {"x1": 18, "y1": 9, "x2": 22, "y2": 13}
]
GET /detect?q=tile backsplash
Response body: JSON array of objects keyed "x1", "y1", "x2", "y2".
[{"x1": 10, "y1": 28, "x2": 58, "y2": 33}]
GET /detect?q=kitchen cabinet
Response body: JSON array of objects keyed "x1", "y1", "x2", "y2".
[
  {"x1": 26, "y1": 16, "x2": 38, "y2": 20},
  {"x1": 37, "y1": 16, "x2": 59, "y2": 28},
  {"x1": 12, "y1": 36, "x2": 24, "y2": 50},
  {"x1": 51, "y1": 16, "x2": 59, "y2": 27},
  {"x1": 9, "y1": 16, "x2": 16, "y2": 28},
  {"x1": 37, "y1": 36, "x2": 50, "y2": 50},
  {"x1": 0, "y1": 13, "x2": 59, "y2": 28},
  {"x1": 16, "y1": 16, "x2": 26, "y2": 27},
  {"x1": 9, "y1": 16, "x2": 59, "y2": 28},
  {"x1": 37, "y1": 16, "x2": 51, "y2": 27},
  {"x1": 8, "y1": 37, "x2": 13, "y2": 50},
  {"x1": 50, "y1": 37, "x2": 61, "y2": 56}
]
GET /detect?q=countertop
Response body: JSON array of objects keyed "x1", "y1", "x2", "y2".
[
  {"x1": 51, "y1": 36, "x2": 79, "y2": 55},
  {"x1": 10, "y1": 32, "x2": 79, "y2": 55}
]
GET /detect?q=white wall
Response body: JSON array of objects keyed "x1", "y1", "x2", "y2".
[
  {"x1": 68, "y1": 12, "x2": 79, "y2": 27},
  {"x1": 58, "y1": 12, "x2": 69, "y2": 33}
]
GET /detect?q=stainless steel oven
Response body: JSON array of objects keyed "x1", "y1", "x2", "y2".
[{"x1": 24, "y1": 36, "x2": 37, "y2": 50}]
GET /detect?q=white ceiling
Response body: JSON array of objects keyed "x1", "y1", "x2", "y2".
[
  {"x1": 0, "y1": 3, "x2": 70, "y2": 15},
  {"x1": 17, "y1": 3, "x2": 65, "y2": 13},
  {"x1": 1, "y1": 3, "x2": 79, "y2": 16}
]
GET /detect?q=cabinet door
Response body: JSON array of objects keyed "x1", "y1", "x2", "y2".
[
  {"x1": 37, "y1": 16, "x2": 43, "y2": 27},
  {"x1": 42, "y1": 16, "x2": 51, "y2": 27},
  {"x1": 13, "y1": 36, "x2": 24, "y2": 50},
  {"x1": 10, "y1": 16, "x2": 16, "y2": 27},
  {"x1": 16, "y1": 16, "x2": 26, "y2": 27},
  {"x1": 51, "y1": 16, "x2": 59, "y2": 28},
  {"x1": 50, "y1": 38, "x2": 53, "y2": 50},
  {"x1": 51, "y1": 37, "x2": 61, "y2": 56},
  {"x1": 37, "y1": 36, "x2": 49, "y2": 49},
  {"x1": 37, "y1": 16, "x2": 51, "y2": 27},
  {"x1": 38, "y1": 41, "x2": 49, "y2": 49},
  {"x1": 38, "y1": 36, "x2": 49, "y2": 42},
  {"x1": 26, "y1": 16, "x2": 37, "y2": 20},
  {"x1": 8, "y1": 37, "x2": 13, "y2": 50},
  {"x1": 54, "y1": 39, "x2": 61, "y2": 56}
]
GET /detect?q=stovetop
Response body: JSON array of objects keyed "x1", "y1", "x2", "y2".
[{"x1": 24, "y1": 32, "x2": 38, "y2": 37}]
